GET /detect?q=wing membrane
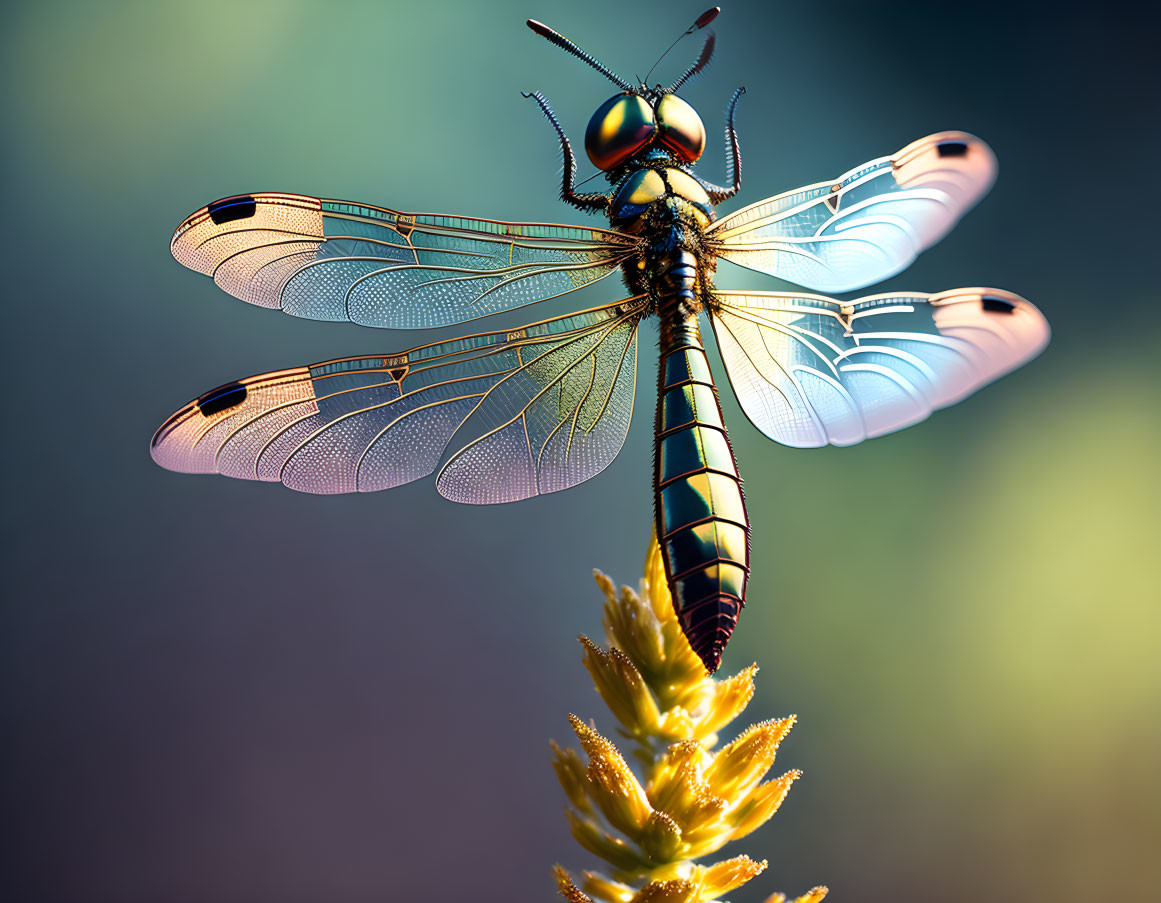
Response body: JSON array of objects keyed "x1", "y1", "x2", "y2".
[
  {"x1": 710, "y1": 133, "x2": 996, "y2": 292},
  {"x1": 710, "y1": 288, "x2": 1049, "y2": 448},
  {"x1": 171, "y1": 192, "x2": 637, "y2": 328},
  {"x1": 151, "y1": 297, "x2": 645, "y2": 501},
  {"x1": 436, "y1": 303, "x2": 639, "y2": 503}
]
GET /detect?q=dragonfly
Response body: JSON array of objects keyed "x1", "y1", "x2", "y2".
[{"x1": 151, "y1": 8, "x2": 1050, "y2": 672}]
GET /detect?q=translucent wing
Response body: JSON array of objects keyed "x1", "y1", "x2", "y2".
[
  {"x1": 710, "y1": 288, "x2": 1049, "y2": 448},
  {"x1": 170, "y1": 192, "x2": 637, "y2": 329},
  {"x1": 709, "y1": 133, "x2": 996, "y2": 292},
  {"x1": 151, "y1": 298, "x2": 644, "y2": 501}
]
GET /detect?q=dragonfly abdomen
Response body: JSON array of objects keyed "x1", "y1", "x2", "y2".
[{"x1": 652, "y1": 251, "x2": 750, "y2": 673}]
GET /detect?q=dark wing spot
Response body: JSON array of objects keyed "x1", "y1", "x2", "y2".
[
  {"x1": 196, "y1": 381, "x2": 248, "y2": 416},
  {"x1": 937, "y1": 141, "x2": 969, "y2": 158},
  {"x1": 981, "y1": 296, "x2": 1017, "y2": 314},
  {"x1": 207, "y1": 195, "x2": 258, "y2": 225}
]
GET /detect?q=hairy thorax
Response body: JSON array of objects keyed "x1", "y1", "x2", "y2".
[{"x1": 610, "y1": 164, "x2": 718, "y2": 310}]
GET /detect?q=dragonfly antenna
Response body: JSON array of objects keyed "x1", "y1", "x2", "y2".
[
  {"x1": 643, "y1": 7, "x2": 720, "y2": 90},
  {"x1": 574, "y1": 170, "x2": 603, "y2": 189},
  {"x1": 527, "y1": 19, "x2": 634, "y2": 92}
]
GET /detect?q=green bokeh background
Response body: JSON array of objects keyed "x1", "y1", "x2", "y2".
[{"x1": 2, "y1": 1, "x2": 1158, "y2": 901}]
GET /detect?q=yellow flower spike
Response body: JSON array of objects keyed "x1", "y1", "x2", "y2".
[
  {"x1": 580, "y1": 635, "x2": 663, "y2": 739},
  {"x1": 554, "y1": 534, "x2": 824, "y2": 903},
  {"x1": 701, "y1": 854, "x2": 768, "y2": 897},
  {"x1": 552, "y1": 740, "x2": 597, "y2": 816},
  {"x1": 705, "y1": 716, "x2": 796, "y2": 798},
  {"x1": 570, "y1": 715, "x2": 655, "y2": 838},
  {"x1": 582, "y1": 871, "x2": 636, "y2": 903},
  {"x1": 730, "y1": 770, "x2": 802, "y2": 841}
]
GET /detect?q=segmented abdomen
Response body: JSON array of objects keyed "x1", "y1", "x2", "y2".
[{"x1": 652, "y1": 257, "x2": 750, "y2": 673}]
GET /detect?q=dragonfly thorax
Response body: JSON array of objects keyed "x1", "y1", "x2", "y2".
[{"x1": 609, "y1": 166, "x2": 715, "y2": 232}]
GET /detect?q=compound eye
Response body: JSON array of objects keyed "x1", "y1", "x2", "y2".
[
  {"x1": 655, "y1": 94, "x2": 705, "y2": 163},
  {"x1": 585, "y1": 94, "x2": 657, "y2": 171}
]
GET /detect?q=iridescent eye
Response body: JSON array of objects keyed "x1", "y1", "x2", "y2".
[
  {"x1": 585, "y1": 94, "x2": 656, "y2": 171},
  {"x1": 655, "y1": 94, "x2": 705, "y2": 164}
]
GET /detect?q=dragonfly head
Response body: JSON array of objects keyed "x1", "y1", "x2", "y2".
[
  {"x1": 584, "y1": 91, "x2": 706, "y2": 171},
  {"x1": 527, "y1": 8, "x2": 717, "y2": 172}
]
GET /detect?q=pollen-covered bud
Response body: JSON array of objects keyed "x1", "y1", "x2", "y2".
[
  {"x1": 701, "y1": 855, "x2": 768, "y2": 898},
  {"x1": 705, "y1": 716, "x2": 796, "y2": 799},
  {"x1": 580, "y1": 635, "x2": 663, "y2": 739},
  {"x1": 571, "y1": 715, "x2": 655, "y2": 837},
  {"x1": 565, "y1": 810, "x2": 652, "y2": 873},
  {"x1": 595, "y1": 569, "x2": 666, "y2": 676},
  {"x1": 730, "y1": 770, "x2": 801, "y2": 840},
  {"x1": 555, "y1": 865, "x2": 596, "y2": 903},
  {"x1": 647, "y1": 741, "x2": 726, "y2": 835},
  {"x1": 626, "y1": 878, "x2": 699, "y2": 903},
  {"x1": 551, "y1": 740, "x2": 596, "y2": 816},
  {"x1": 639, "y1": 810, "x2": 683, "y2": 862}
]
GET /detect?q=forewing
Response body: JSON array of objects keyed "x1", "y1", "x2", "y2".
[
  {"x1": 171, "y1": 192, "x2": 636, "y2": 328},
  {"x1": 710, "y1": 288, "x2": 1049, "y2": 448},
  {"x1": 710, "y1": 133, "x2": 996, "y2": 292},
  {"x1": 151, "y1": 298, "x2": 645, "y2": 499}
]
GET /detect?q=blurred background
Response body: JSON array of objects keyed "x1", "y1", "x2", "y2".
[{"x1": 2, "y1": 1, "x2": 1158, "y2": 901}]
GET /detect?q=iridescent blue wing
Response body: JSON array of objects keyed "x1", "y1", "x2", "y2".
[
  {"x1": 709, "y1": 133, "x2": 996, "y2": 292},
  {"x1": 170, "y1": 192, "x2": 637, "y2": 329},
  {"x1": 709, "y1": 288, "x2": 1049, "y2": 447},
  {"x1": 151, "y1": 297, "x2": 644, "y2": 501}
]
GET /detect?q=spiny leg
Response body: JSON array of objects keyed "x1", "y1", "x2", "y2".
[
  {"x1": 701, "y1": 87, "x2": 745, "y2": 204},
  {"x1": 523, "y1": 91, "x2": 611, "y2": 214}
]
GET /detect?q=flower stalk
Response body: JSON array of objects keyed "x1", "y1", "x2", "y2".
[{"x1": 552, "y1": 534, "x2": 827, "y2": 903}]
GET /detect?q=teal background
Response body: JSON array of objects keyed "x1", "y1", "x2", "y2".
[{"x1": 2, "y1": 1, "x2": 1158, "y2": 901}]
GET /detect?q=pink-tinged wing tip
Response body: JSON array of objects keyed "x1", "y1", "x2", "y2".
[
  {"x1": 150, "y1": 369, "x2": 317, "y2": 477},
  {"x1": 931, "y1": 287, "x2": 1051, "y2": 384},
  {"x1": 169, "y1": 193, "x2": 325, "y2": 307},
  {"x1": 892, "y1": 131, "x2": 997, "y2": 202}
]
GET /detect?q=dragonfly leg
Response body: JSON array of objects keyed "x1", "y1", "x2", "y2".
[
  {"x1": 701, "y1": 87, "x2": 745, "y2": 204},
  {"x1": 523, "y1": 91, "x2": 611, "y2": 213}
]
